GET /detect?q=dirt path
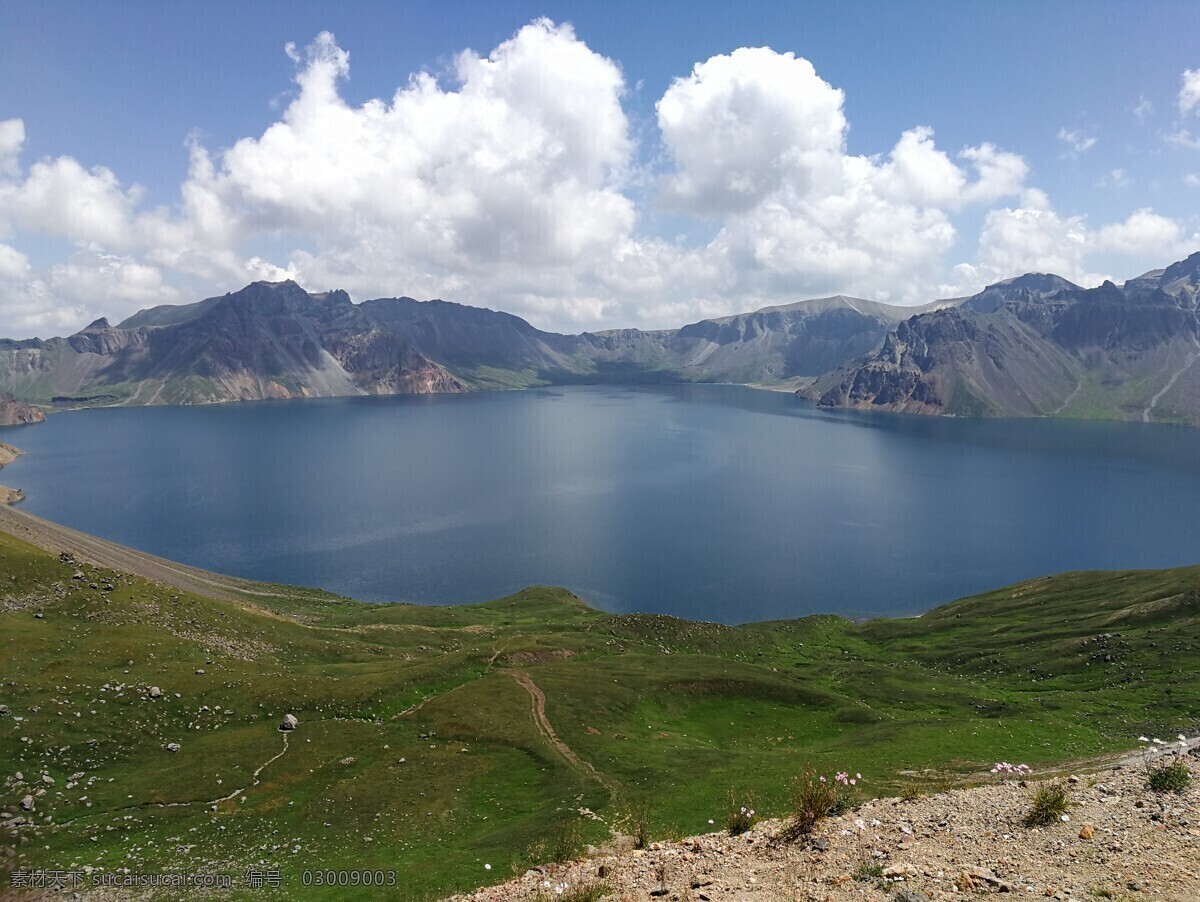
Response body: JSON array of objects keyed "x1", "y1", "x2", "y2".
[
  {"x1": 1049, "y1": 372, "x2": 1084, "y2": 415},
  {"x1": 507, "y1": 670, "x2": 619, "y2": 797},
  {"x1": 0, "y1": 505, "x2": 289, "y2": 603},
  {"x1": 1143, "y1": 335, "x2": 1200, "y2": 422}
]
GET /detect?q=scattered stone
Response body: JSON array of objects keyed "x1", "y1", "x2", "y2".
[
  {"x1": 19, "y1": 796, "x2": 33, "y2": 812},
  {"x1": 147, "y1": 686, "x2": 162, "y2": 699},
  {"x1": 195, "y1": 669, "x2": 205, "y2": 675},
  {"x1": 894, "y1": 892, "x2": 931, "y2": 902},
  {"x1": 1079, "y1": 823, "x2": 1095, "y2": 840},
  {"x1": 340, "y1": 757, "x2": 356, "y2": 766},
  {"x1": 883, "y1": 862, "x2": 919, "y2": 878},
  {"x1": 165, "y1": 742, "x2": 181, "y2": 753},
  {"x1": 279, "y1": 714, "x2": 299, "y2": 731}
]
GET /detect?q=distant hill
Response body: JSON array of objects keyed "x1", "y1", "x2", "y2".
[
  {"x1": 0, "y1": 284, "x2": 935, "y2": 407},
  {"x1": 808, "y1": 251, "x2": 1200, "y2": 424}
]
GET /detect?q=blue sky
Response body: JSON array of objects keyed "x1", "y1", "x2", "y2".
[{"x1": 1, "y1": 1, "x2": 1198, "y2": 336}]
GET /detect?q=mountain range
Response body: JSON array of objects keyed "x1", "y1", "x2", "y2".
[
  {"x1": 0, "y1": 282, "x2": 939, "y2": 412},
  {"x1": 0, "y1": 250, "x2": 1198, "y2": 424},
  {"x1": 808, "y1": 252, "x2": 1200, "y2": 423}
]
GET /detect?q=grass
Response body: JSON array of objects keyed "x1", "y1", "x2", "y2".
[
  {"x1": 724, "y1": 789, "x2": 756, "y2": 836},
  {"x1": 1024, "y1": 781, "x2": 1071, "y2": 827},
  {"x1": 0, "y1": 529, "x2": 1198, "y2": 899},
  {"x1": 1147, "y1": 759, "x2": 1192, "y2": 793}
]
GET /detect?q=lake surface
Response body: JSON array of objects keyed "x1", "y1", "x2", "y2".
[{"x1": 4, "y1": 384, "x2": 1200, "y2": 623}]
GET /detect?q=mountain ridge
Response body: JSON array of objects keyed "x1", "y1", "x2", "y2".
[
  {"x1": 2, "y1": 251, "x2": 1199, "y2": 422},
  {"x1": 807, "y1": 251, "x2": 1200, "y2": 424},
  {"x1": 0, "y1": 283, "x2": 940, "y2": 408}
]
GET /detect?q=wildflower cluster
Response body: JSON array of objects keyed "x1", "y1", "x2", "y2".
[
  {"x1": 725, "y1": 796, "x2": 757, "y2": 836},
  {"x1": 1140, "y1": 734, "x2": 1193, "y2": 794},
  {"x1": 990, "y1": 762, "x2": 1032, "y2": 777},
  {"x1": 779, "y1": 768, "x2": 865, "y2": 841}
]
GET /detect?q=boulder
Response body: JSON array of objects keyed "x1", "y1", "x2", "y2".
[
  {"x1": 279, "y1": 714, "x2": 299, "y2": 732},
  {"x1": 19, "y1": 795, "x2": 33, "y2": 811},
  {"x1": 166, "y1": 742, "x2": 181, "y2": 753},
  {"x1": 147, "y1": 686, "x2": 162, "y2": 699}
]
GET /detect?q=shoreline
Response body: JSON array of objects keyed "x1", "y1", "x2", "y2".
[{"x1": 0, "y1": 439, "x2": 25, "y2": 504}]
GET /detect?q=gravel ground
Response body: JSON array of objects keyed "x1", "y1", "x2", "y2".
[{"x1": 450, "y1": 757, "x2": 1199, "y2": 901}]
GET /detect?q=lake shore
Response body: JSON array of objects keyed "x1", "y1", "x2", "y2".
[{"x1": 0, "y1": 440, "x2": 24, "y2": 504}]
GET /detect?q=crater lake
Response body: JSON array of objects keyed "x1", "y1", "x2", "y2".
[{"x1": 4, "y1": 384, "x2": 1200, "y2": 623}]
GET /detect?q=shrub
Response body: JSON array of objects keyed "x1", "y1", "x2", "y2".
[
  {"x1": 1147, "y1": 759, "x2": 1191, "y2": 793},
  {"x1": 629, "y1": 799, "x2": 652, "y2": 850},
  {"x1": 529, "y1": 815, "x2": 583, "y2": 865},
  {"x1": 852, "y1": 857, "x2": 884, "y2": 882},
  {"x1": 898, "y1": 779, "x2": 924, "y2": 802},
  {"x1": 779, "y1": 769, "x2": 839, "y2": 840},
  {"x1": 725, "y1": 789, "x2": 757, "y2": 836},
  {"x1": 1024, "y1": 781, "x2": 1070, "y2": 827},
  {"x1": 558, "y1": 884, "x2": 611, "y2": 902}
]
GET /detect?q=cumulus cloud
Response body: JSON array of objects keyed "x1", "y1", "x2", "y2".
[
  {"x1": 1094, "y1": 208, "x2": 1188, "y2": 258},
  {"x1": 1180, "y1": 69, "x2": 1200, "y2": 114},
  {"x1": 0, "y1": 24, "x2": 1193, "y2": 337},
  {"x1": 654, "y1": 49, "x2": 1029, "y2": 305}
]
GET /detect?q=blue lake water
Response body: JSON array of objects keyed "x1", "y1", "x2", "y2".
[{"x1": 3, "y1": 384, "x2": 1200, "y2": 623}]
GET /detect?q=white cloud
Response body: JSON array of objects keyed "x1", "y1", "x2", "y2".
[
  {"x1": 653, "y1": 50, "x2": 1028, "y2": 305},
  {"x1": 1096, "y1": 168, "x2": 1131, "y2": 189},
  {"x1": 1180, "y1": 69, "x2": 1200, "y2": 114},
  {"x1": 1057, "y1": 127, "x2": 1097, "y2": 156},
  {"x1": 656, "y1": 48, "x2": 847, "y2": 216},
  {"x1": 1186, "y1": 173, "x2": 1200, "y2": 188},
  {"x1": 0, "y1": 120, "x2": 23, "y2": 179},
  {"x1": 1095, "y1": 208, "x2": 1187, "y2": 258},
  {"x1": 1134, "y1": 96, "x2": 1154, "y2": 121}
]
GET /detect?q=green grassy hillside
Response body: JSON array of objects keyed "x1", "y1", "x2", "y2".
[{"x1": 1, "y1": 529, "x2": 1197, "y2": 899}]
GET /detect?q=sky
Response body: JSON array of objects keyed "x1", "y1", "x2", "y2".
[{"x1": 1, "y1": 0, "x2": 1199, "y2": 337}]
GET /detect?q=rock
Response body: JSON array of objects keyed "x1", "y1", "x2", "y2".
[
  {"x1": 195, "y1": 669, "x2": 205, "y2": 675},
  {"x1": 279, "y1": 714, "x2": 299, "y2": 731},
  {"x1": 40, "y1": 774, "x2": 53, "y2": 785},
  {"x1": 0, "y1": 704, "x2": 8, "y2": 716},
  {"x1": 0, "y1": 395, "x2": 45, "y2": 426},
  {"x1": 19, "y1": 795, "x2": 33, "y2": 811},
  {"x1": 1079, "y1": 823, "x2": 1095, "y2": 840},
  {"x1": 340, "y1": 757, "x2": 356, "y2": 766},
  {"x1": 147, "y1": 686, "x2": 162, "y2": 699},
  {"x1": 166, "y1": 742, "x2": 181, "y2": 753},
  {"x1": 883, "y1": 863, "x2": 919, "y2": 878},
  {"x1": 894, "y1": 892, "x2": 931, "y2": 902}
]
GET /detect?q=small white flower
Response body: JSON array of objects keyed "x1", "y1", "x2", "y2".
[{"x1": 1138, "y1": 736, "x2": 1149, "y2": 742}]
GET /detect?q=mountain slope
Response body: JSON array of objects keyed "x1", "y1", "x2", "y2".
[
  {"x1": 0, "y1": 288, "x2": 937, "y2": 407},
  {"x1": 809, "y1": 252, "x2": 1200, "y2": 423}
]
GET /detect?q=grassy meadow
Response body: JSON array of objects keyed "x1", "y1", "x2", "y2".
[{"x1": 0, "y1": 527, "x2": 1197, "y2": 898}]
